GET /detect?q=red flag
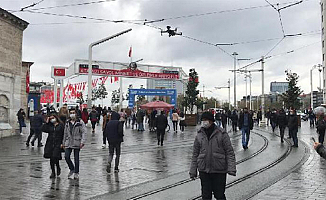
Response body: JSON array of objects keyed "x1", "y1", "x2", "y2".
[
  {"x1": 26, "y1": 69, "x2": 30, "y2": 93},
  {"x1": 128, "y1": 46, "x2": 132, "y2": 57},
  {"x1": 114, "y1": 77, "x2": 119, "y2": 82}
]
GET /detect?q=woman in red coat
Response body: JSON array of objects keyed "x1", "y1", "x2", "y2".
[{"x1": 81, "y1": 108, "x2": 89, "y2": 125}]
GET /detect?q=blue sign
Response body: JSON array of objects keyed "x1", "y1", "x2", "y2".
[{"x1": 128, "y1": 89, "x2": 177, "y2": 108}]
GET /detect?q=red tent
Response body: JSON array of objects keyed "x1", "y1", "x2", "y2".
[{"x1": 140, "y1": 101, "x2": 174, "y2": 110}]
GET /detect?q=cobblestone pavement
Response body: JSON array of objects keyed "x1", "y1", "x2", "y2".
[
  {"x1": 1, "y1": 119, "x2": 323, "y2": 200},
  {"x1": 251, "y1": 120, "x2": 326, "y2": 200}
]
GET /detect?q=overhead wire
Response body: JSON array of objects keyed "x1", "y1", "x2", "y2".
[{"x1": 19, "y1": 0, "x2": 45, "y2": 12}]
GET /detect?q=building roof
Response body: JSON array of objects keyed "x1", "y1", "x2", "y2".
[{"x1": 0, "y1": 7, "x2": 29, "y2": 31}]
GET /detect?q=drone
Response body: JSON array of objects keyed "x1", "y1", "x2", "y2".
[{"x1": 161, "y1": 26, "x2": 182, "y2": 37}]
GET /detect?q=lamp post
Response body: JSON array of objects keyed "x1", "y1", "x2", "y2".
[
  {"x1": 310, "y1": 64, "x2": 323, "y2": 109},
  {"x1": 215, "y1": 79, "x2": 231, "y2": 111},
  {"x1": 87, "y1": 28, "x2": 132, "y2": 110},
  {"x1": 232, "y1": 52, "x2": 238, "y2": 108}
]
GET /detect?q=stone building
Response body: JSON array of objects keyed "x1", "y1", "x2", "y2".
[{"x1": 0, "y1": 7, "x2": 29, "y2": 137}]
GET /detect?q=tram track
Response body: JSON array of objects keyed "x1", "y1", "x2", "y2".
[{"x1": 126, "y1": 131, "x2": 269, "y2": 200}]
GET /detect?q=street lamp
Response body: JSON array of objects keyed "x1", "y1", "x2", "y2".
[
  {"x1": 87, "y1": 28, "x2": 132, "y2": 110},
  {"x1": 310, "y1": 64, "x2": 323, "y2": 109},
  {"x1": 215, "y1": 79, "x2": 231, "y2": 111}
]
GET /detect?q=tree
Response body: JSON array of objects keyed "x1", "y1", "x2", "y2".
[
  {"x1": 282, "y1": 71, "x2": 302, "y2": 110},
  {"x1": 137, "y1": 85, "x2": 146, "y2": 103},
  {"x1": 96, "y1": 83, "x2": 108, "y2": 106},
  {"x1": 111, "y1": 88, "x2": 124, "y2": 106},
  {"x1": 183, "y1": 68, "x2": 200, "y2": 114}
]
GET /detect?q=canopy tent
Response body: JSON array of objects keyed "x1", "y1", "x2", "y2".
[{"x1": 140, "y1": 101, "x2": 174, "y2": 110}]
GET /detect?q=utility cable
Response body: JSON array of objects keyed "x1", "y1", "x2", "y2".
[{"x1": 20, "y1": 0, "x2": 45, "y2": 11}]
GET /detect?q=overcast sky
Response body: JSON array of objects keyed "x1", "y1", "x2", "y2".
[{"x1": 1, "y1": 0, "x2": 323, "y2": 106}]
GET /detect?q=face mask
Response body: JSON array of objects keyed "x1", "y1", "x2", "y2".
[
  {"x1": 50, "y1": 118, "x2": 57, "y2": 123},
  {"x1": 70, "y1": 114, "x2": 76, "y2": 119},
  {"x1": 201, "y1": 121, "x2": 211, "y2": 128}
]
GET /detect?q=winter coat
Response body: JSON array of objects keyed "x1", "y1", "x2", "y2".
[
  {"x1": 317, "y1": 118, "x2": 326, "y2": 133},
  {"x1": 105, "y1": 112, "x2": 123, "y2": 144},
  {"x1": 221, "y1": 113, "x2": 227, "y2": 124},
  {"x1": 270, "y1": 112, "x2": 278, "y2": 124},
  {"x1": 215, "y1": 113, "x2": 222, "y2": 121},
  {"x1": 17, "y1": 110, "x2": 25, "y2": 121},
  {"x1": 277, "y1": 112, "x2": 288, "y2": 128},
  {"x1": 42, "y1": 123, "x2": 64, "y2": 159},
  {"x1": 89, "y1": 110, "x2": 98, "y2": 122},
  {"x1": 316, "y1": 144, "x2": 326, "y2": 159},
  {"x1": 238, "y1": 113, "x2": 254, "y2": 130},
  {"x1": 288, "y1": 114, "x2": 298, "y2": 132},
  {"x1": 190, "y1": 125, "x2": 236, "y2": 176},
  {"x1": 156, "y1": 114, "x2": 168, "y2": 130},
  {"x1": 30, "y1": 114, "x2": 44, "y2": 129},
  {"x1": 230, "y1": 113, "x2": 238, "y2": 123},
  {"x1": 136, "y1": 110, "x2": 145, "y2": 123},
  {"x1": 81, "y1": 111, "x2": 89, "y2": 124},
  {"x1": 63, "y1": 119, "x2": 87, "y2": 149}
]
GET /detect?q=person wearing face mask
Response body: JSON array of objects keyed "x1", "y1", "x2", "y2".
[
  {"x1": 238, "y1": 107, "x2": 254, "y2": 150},
  {"x1": 288, "y1": 108, "x2": 299, "y2": 147},
  {"x1": 42, "y1": 114, "x2": 64, "y2": 178},
  {"x1": 62, "y1": 109, "x2": 87, "y2": 180},
  {"x1": 190, "y1": 112, "x2": 236, "y2": 200}
]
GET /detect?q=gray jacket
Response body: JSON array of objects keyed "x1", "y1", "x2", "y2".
[
  {"x1": 190, "y1": 126, "x2": 236, "y2": 176},
  {"x1": 63, "y1": 119, "x2": 87, "y2": 149}
]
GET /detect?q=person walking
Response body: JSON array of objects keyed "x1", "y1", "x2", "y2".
[
  {"x1": 265, "y1": 109, "x2": 271, "y2": 126},
  {"x1": 102, "y1": 110, "x2": 111, "y2": 149},
  {"x1": 288, "y1": 108, "x2": 299, "y2": 147},
  {"x1": 17, "y1": 108, "x2": 26, "y2": 135},
  {"x1": 215, "y1": 110, "x2": 222, "y2": 127},
  {"x1": 189, "y1": 111, "x2": 236, "y2": 200},
  {"x1": 136, "y1": 109, "x2": 145, "y2": 131},
  {"x1": 179, "y1": 112, "x2": 186, "y2": 133},
  {"x1": 96, "y1": 104, "x2": 102, "y2": 125},
  {"x1": 156, "y1": 110, "x2": 168, "y2": 146},
  {"x1": 42, "y1": 114, "x2": 64, "y2": 178},
  {"x1": 257, "y1": 109, "x2": 262, "y2": 126},
  {"x1": 75, "y1": 105, "x2": 82, "y2": 119},
  {"x1": 230, "y1": 110, "x2": 238, "y2": 132},
  {"x1": 308, "y1": 108, "x2": 316, "y2": 127},
  {"x1": 105, "y1": 111, "x2": 124, "y2": 173},
  {"x1": 316, "y1": 113, "x2": 326, "y2": 144},
  {"x1": 270, "y1": 109, "x2": 278, "y2": 133},
  {"x1": 58, "y1": 105, "x2": 68, "y2": 124},
  {"x1": 62, "y1": 109, "x2": 87, "y2": 180},
  {"x1": 172, "y1": 110, "x2": 179, "y2": 133},
  {"x1": 238, "y1": 107, "x2": 253, "y2": 150},
  {"x1": 28, "y1": 110, "x2": 44, "y2": 147},
  {"x1": 277, "y1": 109, "x2": 288, "y2": 143},
  {"x1": 131, "y1": 110, "x2": 137, "y2": 130},
  {"x1": 81, "y1": 108, "x2": 89, "y2": 125},
  {"x1": 221, "y1": 110, "x2": 227, "y2": 130},
  {"x1": 89, "y1": 106, "x2": 98, "y2": 134}
]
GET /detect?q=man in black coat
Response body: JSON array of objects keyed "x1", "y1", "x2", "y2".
[
  {"x1": 277, "y1": 109, "x2": 288, "y2": 143},
  {"x1": 155, "y1": 110, "x2": 168, "y2": 146},
  {"x1": 288, "y1": 108, "x2": 299, "y2": 147},
  {"x1": 238, "y1": 108, "x2": 253, "y2": 149},
  {"x1": 231, "y1": 110, "x2": 238, "y2": 132},
  {"x1": 270, "y1": 109, "x2": 278, "y2": 133},
  {"x1": 316, "y1": 113, "x2": 326, "y2": 144},
  {"x1": 28, "y1": 110, "x2": 44, "y2": 147},
  {"x1": 105, "y1": 111, "x2": 124, "y2": 173}
]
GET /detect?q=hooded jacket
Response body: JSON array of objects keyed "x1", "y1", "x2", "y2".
[
  {"x1": 105, "y1": 111, "x2": 124, "y2": 143},
  {"x1": 63, "y1": 119, "x2": 87, "y2": 149},
  {"x1": 190, "y1": 125, "x2": 236, "y2": 176}
]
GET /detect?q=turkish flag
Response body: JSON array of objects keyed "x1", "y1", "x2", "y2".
[
  {"x1": 128, "y1": 46, "x2": 132, "y2": 57},
  {"x1": 54, "y1": 68, "x2": 66, "y2": 76}
]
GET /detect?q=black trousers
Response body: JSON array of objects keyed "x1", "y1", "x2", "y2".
[
  {"x1": 232, "y1": 122, "x2": 237, "y2": 132},
  {"x1": 319, "y1": 130, "x2": 325, "y2": 144},
  {"x1": 103, "y1": 131, "x2": 107, "y2": 145},
  {"x1": 157, "y1": 129, "x2": 165, "y2": 144},
  {"x1": 31, "y1": 128, "x2": 42, "y2": 146},
  {"x1": 279, "y1": 126, "x2": 285, "y2": 141},
  {"x1": 199, "y1": 172, "x2": 227, "y2": 200},
  {"x1": 172, "y1": 121, "x2": 178, "y2": 132},
  {"x1": 108, "y1": 142, "x2": 121, "y2": 169},
  {"x1": 91, "y1": 121, "x2": 96, "y2": 130},
  {"x1": 26, "y1": 128, "x2": 35, "y2": 144},
  {"x1": 50, "y1": 157, "x2": 60, "y2": 174}
]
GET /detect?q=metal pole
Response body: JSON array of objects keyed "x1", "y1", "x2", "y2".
[
  {"x1": 119, "y1": 78, "x2": 123, "y2": 111},
  {"x1": 203, "y1": 85, "x2": 205, "y2": 110},
  {"x1": 228, "y1": 79, "x2": 231, "y2": 111},
  {"x1": 245, "y1": 72, "x2": 248, "y2": 108},
  {"x1": 260, "y1": 56, "x2": 266, "y2": 127},
  {"x1": 53, "y1": 79, "x2": 58, "y2": 110},
  {"x1": 59, "y1": 79, "x2": 64, "y2": 108},
  {"x1": 310, "y1": 68, "x2": 313, "y2": 109},
  {"x1": 249, "y1": 73, "x2": 252, "y2": 110},
  {"x1": 87, "y1": 46, "x2": 93, "y2": 110},
  {"x1": 87, "y1": 28, "x2": 132, "y2": 110},
  {"x1": 232, "y1": 52, "x2": 238, "y2": 108}
]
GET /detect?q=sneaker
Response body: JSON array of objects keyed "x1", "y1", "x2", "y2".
[
  {"x1": 20, "y1": 132, "x2": 24, "y2": 136},
  {"x1": 38, "y1": 144, "x2": 44, "y2": 147},
  {"x1": 106, "y1": 163, "x2": 111, "y2": 173},
  {"x1": 50, "y1": 173, "x2": 56, "y2": 179},
  {"x1": 68, "y1": 171, "x2": 74, "y2": 179},
  {"x1": 74, "y1": 173, "x2": 79, "y2": 180},
  {"x1": 114, "y1": 168, "x2": 119, "y2": 173},
  {"x1": 102, "y1": 144, "x2": 106, "y2": 149}
]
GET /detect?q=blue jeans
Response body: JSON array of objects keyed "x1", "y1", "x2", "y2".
[
  {"x1": 65, "y1": 148, "x2": 80, "y2": 173},
  {"x1": 289, "y1": 129, "x2": 298, "y2": 146},
  {"x1": 241, "y1": 126, "x2": 250, "y2": 147},
  {"x1": 138, "y1": 123, "x2": 144, "y2": 131}
]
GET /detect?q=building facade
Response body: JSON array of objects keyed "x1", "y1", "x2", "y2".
[
  {"x1": 322, "y1": 1, "x2": 326, "y2": 103},
  {"x1": 0, "y1": 7, "x2": 29, "y2": 137},
  {"x1": 270, "y1": 81, "x2": 289, "y2": 94}
]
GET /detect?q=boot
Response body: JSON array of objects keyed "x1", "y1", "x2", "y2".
[
  {"x1": 157, "y1": 140, "x2": 160, "y2": 145},
  {"x1": 57, "y1": 165, "x2": 61, "y2": 176}
]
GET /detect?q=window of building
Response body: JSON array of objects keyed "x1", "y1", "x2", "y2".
[
  {"x1": 323, "y1": 53, "x2": 325, "y2": 61},
  {"x1": 323, "y1": 28, "x2": 325, "y2": 35},
  {"x1": 323, "y1": 40, "x2": 325, "y2": 48}
]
